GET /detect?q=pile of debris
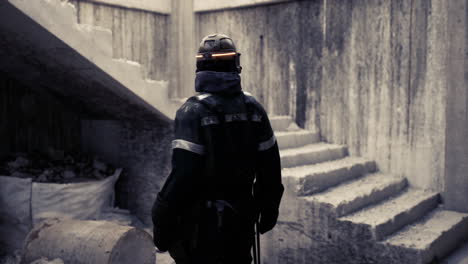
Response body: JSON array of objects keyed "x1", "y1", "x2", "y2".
[{"x1": 0, "y1": 150, "x2": 116, "y2": 183}]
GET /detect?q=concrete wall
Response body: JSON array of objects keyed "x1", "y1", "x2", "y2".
[
  {"x1": 194, "y1": 0, "x2": 296, "y2": 12},
  {"x1": 0, "y1": 73, "x2": 82, "y2": 157},
  {"x1": 81, "y1": 120, "x2": 172, "y2": 225},
  {"x1": 195, "y1": 0, "x2": 468, "y2": 196},
  {"x1": 444, "y1": 0, "x2": 468, "y2": 212},
  {"x1": 82, "y1": 0, "x2": 171, "y2": 14},
  {"x1": 321, "y1": 0, "x2": 449, "y2": 191},
  {"x1": 71, "y1": 0, "x2": 169, "y2": 82},
  {"x1": 170, "y1": 0, "x2": 196, "y2": 98},
  {"x1": 196, "y1": 1, "x2": 323, "y2": 124}
]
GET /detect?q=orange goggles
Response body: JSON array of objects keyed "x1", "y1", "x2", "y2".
[{"x1": 196, "y1": 52, "x2": 237, "y2": 59}]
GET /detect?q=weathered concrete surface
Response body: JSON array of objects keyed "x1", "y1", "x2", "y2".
[
  {"x1": 270, "y1": 115, "x2": 293, "y2": 131},
  {"x1": 282, "y1": 157, "x2": 376, "y2": 196},
  {"x1": 384, "y1": 209, "x2": 468, "y2": 264},
  {"x1": 196, "y1": 0, "x2": 323, "y2": 124},
  {"x1": 194, "y1": 0, "x2": 296, "y2": 12},
  {"x1": 170, "y1": 0, "x2": 196, "y2": 98},
  {"x1": 72, "y1": 0, "x2": 170, "y2": 82},
  {"x1": 195, "y1": 0, "x2": 467, "y2": 195},
  {"x1": 265, "y1": 171, "x2": 465, "y2": 264},
  {"x1": 304, "y1": 173, "x2": 407, "y2": 217},
  {"x1": 83, "y1": 0, "x2": 171, "y2": 14},
  {"x1": 444, "y1": 0, "x2": 468, "y2": 212},
  {"x1": 0, "y1": 0, "x2": 175, "y2": 121},
  {"x1": 280, "y1": 143, "x2": 347, "y2": 168},
  {"x1": 275, "y1": 130, "x2": 319, "y2": 149},
  {"x1": 4, "y1": 0, "x2": 178, "y2": 120},
  {"x1": 81, "y1": 120, "x2": 172, "y2": 225},
  {"x1": 320, "y1": 0, "x2": 448, "y2": 192},
  {"x1": 341, "y1": 189, "x2": 439, "y2": 241}
]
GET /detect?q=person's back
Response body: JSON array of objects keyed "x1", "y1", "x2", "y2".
[{"x1": 152, "y1": 34, "x2": 284, "y2": 264}]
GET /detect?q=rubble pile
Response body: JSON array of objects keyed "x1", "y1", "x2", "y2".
[{"x1": 0, "y1": 150, "x2": 116, "y2": 183}]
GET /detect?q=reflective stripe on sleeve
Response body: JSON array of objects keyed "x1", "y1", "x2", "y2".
[
  {"x1": 195, "y1": 93, "x2": 212, "y2": 101},
  {"x1": 172, "y1": 139, "x2": 206, "y2": 155},
  {"x1": 201, "y1": 113, "x2": 262, "y2": 126},
  {"x1": 201, "y1": 116, "x2": 219, "y2": 126},
  {"x1": 258, "y1": 135, "x2": 276, "y2": 151}
]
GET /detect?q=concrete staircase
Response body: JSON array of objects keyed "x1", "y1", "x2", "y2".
[
  {"x1": 3, "y1": 0, "x2": 179, "y2": 120},
  {"x1": 270, "y1": 116, "x2": 468, "y2": 264}
]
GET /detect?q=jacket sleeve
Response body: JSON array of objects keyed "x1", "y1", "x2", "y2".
[
  {"x1": 253, "y1": 109, "x2": 284, "y2": 234},
  {"x1": 152, "y1": 100, "x2": 205, "y2": 251}
]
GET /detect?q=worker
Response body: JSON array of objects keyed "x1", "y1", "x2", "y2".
[{"x1": 152, "y1": 33, "x2": 284, "y2": 264}]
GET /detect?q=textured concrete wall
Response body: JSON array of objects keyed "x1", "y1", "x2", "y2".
[
  {"x1": 196, "y1": 0, "x2": 323, "y2": 128},
  {"x1": 170, "y1": 0, "x2": 196, "y2": 98},
  {"x1": 81, "y1": 120, "x2": 172, "y2": 225},
  {"x1": 71, "y1": 0, "x2": 169, "y2": 81},
  {"x1": 82, "y1": 0, "x2": 171, "y2": 14},
  {"x1": 321, "y1": 0, "x2": 448, "y2": 191},
  {"x1": 444, "y1": 0, "x2": 468, "y2": 212},
  {"x1": 0, "y1": 73, "x2": 81, "y2": 157},
  {"x1": 195, "y1": 0, "x2": 461, "y2": 192},
  {"x1": 194, "y1": 0, "x2": 296, "y2": 12}
]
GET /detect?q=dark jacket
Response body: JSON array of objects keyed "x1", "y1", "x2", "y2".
[{"x1": 152, "y1": 71, "x2": 284, "y2": 262}]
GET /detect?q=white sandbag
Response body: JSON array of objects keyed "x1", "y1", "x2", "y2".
[
  {"x1": 31, "y1": 168, "x2": 122, "y2": 226},
  {"x1": 0, "y1": 176, "x2": 32, "y2": 254}
]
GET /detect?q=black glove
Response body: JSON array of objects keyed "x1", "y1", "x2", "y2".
[
  {"x1": 257, "y1": 209, "x2": 279, "y2": 234},
  {"x1": 152, "y1": 194, "x2": 175, "y2": 252}
]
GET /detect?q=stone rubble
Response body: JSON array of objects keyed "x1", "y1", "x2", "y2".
[{"x1": 0, "y1": 150, "x2": 117, "y2": 183}]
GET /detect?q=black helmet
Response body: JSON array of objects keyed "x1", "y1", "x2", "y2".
[{"x1": 196, "y1": 34, "x2": 242, "y2": 73}]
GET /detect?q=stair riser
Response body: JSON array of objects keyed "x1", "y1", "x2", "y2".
[
  {"x1": 77, "y1": 25, "x2": 113, "y2": 58},
  {"x1": 281, "y1": 147, "x2": 347, "y2": 168},
  {"x1": 374, "y1": 194, "x2": 440, "y2": 241},
  {"x1": 277, "y1": 132, "x2": 319, "y2": 150},
  {"x1": 421, "y1": 216, "x2": 468, "y2": 264},
  {"x1": 335, "y1": 179, "x2": 408, "y2": 217},
  {"x1": 270, "y1": 116, "x2": 292, "y2": 131},
  {"x1": 298, "y1": 161, "x2": 376, "y2": 196}
]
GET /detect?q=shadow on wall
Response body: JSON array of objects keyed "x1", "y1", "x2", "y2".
[{"x1": 0, "y1": 73, "x2": 173, "y2": 226}]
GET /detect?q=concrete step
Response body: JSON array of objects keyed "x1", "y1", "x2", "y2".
[
  {"x1": 276, "y1": 130, "x2": 319, "y2": 150},
  {"x1": 76, "y1": 24, "x2": 113, "y2": 58},
  {"x1": 340, "y1": 189, "x2": 440, "y2": 240},
  {"x1": 303, "y1": 173, "x2": 407, "y2": 217},
  {"x1": 8, "y1": 0, "x2": 177, "y2": 119},
  {"x1": 112, "y1": 58, "x2": 145, "y2": 84},
  {"x1": 383, "y1": 209, "x2": 468, "y2": 264},
  {"x1": 280, "y1": 143, "x2": 347, "y2": 168},
  {"x1": 282, "y1": 157, "x2": 376, "y2": 196},
  {"x1": 270, "y1": 116, "x2": 292, "y2": 131},
  {"x1": 443, "y1": 240, "x2": 468, "y2": 264}
]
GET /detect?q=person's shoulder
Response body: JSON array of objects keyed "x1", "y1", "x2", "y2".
[
  {"x1": 242, "y1": 91, "x2": 267, "y2": 114},
  {"x1": 175, "y1": 93, "x2": 212, "y2": 120}
]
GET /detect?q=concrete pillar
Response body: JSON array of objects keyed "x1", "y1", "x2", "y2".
[
  {"x1": 444, "y1": 0, "x2": 468, "y2": 212},
  {"x1": 170, "y1": 0, "x2": 195, "y2": 98}
]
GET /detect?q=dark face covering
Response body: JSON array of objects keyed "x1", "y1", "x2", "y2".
[
  {"x1": 195, "y1": 71, "x2": 242, "y2": 95},
  {"x1": 196, "y1": 58, "x2": 238, "y2": 73}
]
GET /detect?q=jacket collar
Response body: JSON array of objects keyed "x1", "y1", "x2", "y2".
[{"x1": 195, "y1": 71, "x2": 242, "y2": 95}]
